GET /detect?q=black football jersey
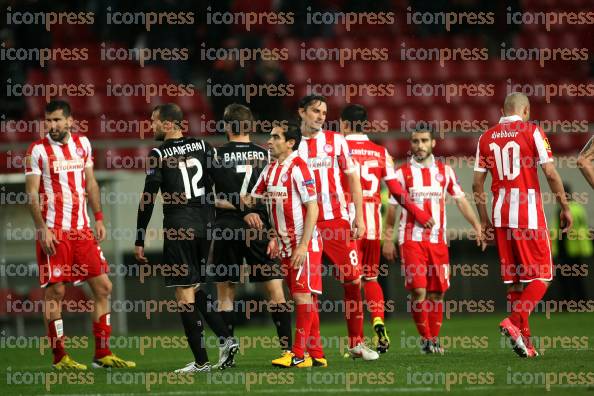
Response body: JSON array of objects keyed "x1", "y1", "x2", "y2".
[{"x1": 212, "y1": 141, "x2": 269, "y2": 224}]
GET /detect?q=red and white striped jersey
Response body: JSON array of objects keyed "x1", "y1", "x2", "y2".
[
  {"x1": 252, "y1": 151, "x2": 321, "y2": 258},
  {"x1": 344, "y1": 134, "x2": 396, "y2": 240},
  {"x1": 474, "y1": 115, "x2": 553, "y2": 230},
  {"x1": 24, "y1": 133, "x2": 93, "y2": 230},
  {"x1": 389, "y1": 155, "x2": 464, "y2": 244},
  {"x1": 298, "y1": 129, "x2": 356, "y2": 222}
]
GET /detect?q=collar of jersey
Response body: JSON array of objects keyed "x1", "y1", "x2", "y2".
[
  {"x1": 410, "y1": 154, "x2": 436, "y2": 168},
  {"x1": 499, "y1": 115, "x2": 523, "y2": 123},
  {"x1": 279, "y1": 150, "x2": 299, "y2": 165},
  {"x1": 345, "y1": 133, "x2": 368, "y2": 141}
]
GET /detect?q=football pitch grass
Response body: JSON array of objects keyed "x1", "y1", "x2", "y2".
[{"x1": 2, "y1": 312, "x2": 593, "y2": 395}]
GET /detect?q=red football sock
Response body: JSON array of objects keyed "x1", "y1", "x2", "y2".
[
  {"x1": 292, "y1": 303, "x2": 314, "y2": 359},
  {"x1": 427, "y1": 300, "x2": 444, "y2": 338},
  {"x1": 411, "y1": 299, "x2": 431, "y2": 339},
  {"x1": 514, "y1": 281, "x2": 548, "y2": 335},
  {"x1": 506, "y1": 291, "x2": 523, "y2": 328},
  {"x1": 48, "y1": 318, "x2": 66, "y2": 364},
  {"x1": 306, "y1": 295, "x2": 324, "y2": 359},
  {"x1": 364, "y1": 280, "x2": 385, "y2": 321},
  {"x1": 343, "y1": 282, "x2": 364, "y2": 348},
  {"x1": 93, "y1": 313, "x2": 112, "y2": 359}
]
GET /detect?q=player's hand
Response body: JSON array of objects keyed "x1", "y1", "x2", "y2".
[
  {"x1": 382, "y1": 240, "x2": 398, "y2": 261},
  {"x1": 244, "y1": 213, "x2": 264, "y2": 230},
  {"x1": 134, "y1": 245, "x2": 148, "y2": 264},
  {"x1": 38, "y1": 226, "x2": 58, "y2": 256},
  {"x1": 290, "y1": 244, "x2": 308, "y2": 269},
  {"x1": 420, "y1": 218, "x2": 435, "y2": 229},
  {"x1": 473, "y1": 224, "x2": 487, "y2": 251},
  {"x1": 94, "y1": 220, "x2": 106, "y2": 242},
  {"x1": 267, "y1": 238, "x2": 279, "y2": 259},
  {"x1": 559, "y1": 208, "x2": 573, "y2": 233},
  {"x1": 482, "y1": 221, "x2": 496, "y2": 246},
  {"x1": 352, "y1": 216, "x2": 366, "y2": 240}
]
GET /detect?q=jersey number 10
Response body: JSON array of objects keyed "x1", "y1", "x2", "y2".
[{"x1": 489, "y1": 141, "x2": 520, "y2": 181}]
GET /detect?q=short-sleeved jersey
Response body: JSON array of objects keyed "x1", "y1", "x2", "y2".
[
  {"x1": 344, "y1": 134, "x2": 396, "y2": 240},
  {"x1": 252, "y1": 151, "x2": 320, "y2": 258},
  {"x1": 474, "y1": 115, "x2": 553, "y2": 229},
  {"x1": 389, "y1": 156, "x2": 464, "y2": 244},
  {"x1": 211, "y1": 141, "x2": 269, "y2": 227},
  {"x1": 298, "y1": 129, "x2": 356, "y2": 222},
  {"x1": 25, "y1": 134, "x2": 93, "y2": 230}
]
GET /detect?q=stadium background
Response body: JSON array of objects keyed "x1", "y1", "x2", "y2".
[{"x1": 0, "y1": 0, "x2": 592, "y2": 339}]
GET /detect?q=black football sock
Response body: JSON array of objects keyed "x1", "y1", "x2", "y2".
[
  {"x1": 194, "y1": 289, "x2": 230, "y2": 345},
  {"x1": 220, "y1": 310, "x2": 235, "y2": 338},
  {"x1": 179, "y1": 304, "x2": 208, "y2": 365},
  {"x1": 270, "y1": 303, "x2": 292, "y2": 350}
]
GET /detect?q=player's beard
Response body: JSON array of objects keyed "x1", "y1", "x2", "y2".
[
  {"x1": 414, "y1": 149, "x2": 430, "y2": 161},
  {"x1": 49, "y1": 129, "x2": 68, "y2": 142}
]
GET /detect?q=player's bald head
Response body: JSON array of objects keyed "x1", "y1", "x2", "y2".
[{"x1": 503, "y1": 92, "x2": 530, "y2": 120}]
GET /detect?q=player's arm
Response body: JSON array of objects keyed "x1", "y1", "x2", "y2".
[
  {"x1": 291, "y1": 200, "x2": 319, "y2": 269},
  {"x1": 541, "y1": 162, "x2": 572, "y2": 232},
  {"x1": 346, "y1": 170, "x2": 365, "y2": 239},
  {"x1": 471, "y1": 170, "x2": 494, "y2": 244},
  {"x1": 84, "y1": 165, "x2": 106, "y2": 242},
  {"x1": 577, "y1": 136, "x2": 594, "y2": 189},
  {"x1": 454, "y1": 195, "x2": 486, "y2": 250},
  {"x1": 25, "y1": 174, "x2": 58, "y2": 256},
  {"x1": 382, "y1": 200, "x2": 399, "y2": 261},
  {"x1": 384, "y1": 177, "x2": 434, "y2": 228},
  {"x1": 134, "y1": 149, "x2": 162, "y2": 263}
]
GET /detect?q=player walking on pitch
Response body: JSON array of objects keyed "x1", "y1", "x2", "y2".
[
  {"x1": 25, "y1": 100, "x2": 135, "y2": 369},
  {"x1": 249, "y1": 123, "x2": 327, "y2": 368},
  {"x1": 297, "y1": 95, "x2": 434, "y2": 360},
  {"x1": 383, "y1": 127, "x2": 484, "y2": 354},
  {"x1": 473, "y1": 93, "x2": 572, "y2": 358},
  {"x1": 134, "y1": 103, "x2": 238, "y2": 372}
]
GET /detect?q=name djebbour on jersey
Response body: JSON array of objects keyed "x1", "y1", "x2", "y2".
[
  {"x1": 162, "y1": 141, "x2": 206, "y2": 158},
  {"x1": 52, "y1": 158, "x2": 85, "y2": 173}
]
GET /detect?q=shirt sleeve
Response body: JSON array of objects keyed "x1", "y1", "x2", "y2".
[
  {"x1": 533, "y1": 126, "x2": 554, "y2": 165},
  {"x1": 251, "y1": 165, "x2": 268, "y2": 198},
  {"x1": 25, "y1": 144, "x2": 42, "y2": 175},
  {"x1": 81, "y1": 136, "x2": 94, "y2": 168},
  {"x1": 336, "y1": 134, "x2": 357, "y2": 174},
  {"x1": 292, "y1": 161, "x2": 317, "y2": 203},
  {"x1": 135, "y1": 148, "x2": 162, "y2": 247},
  {"x1": 387, "y1": 168, "x2": 405, "y2": 205},
  {"x1": 445, "y1": 165, "x2": 465, "y2": 198},
  {"x1": 473, "y1": 135, "x2": 487, "y2": 173},
  {"x1": 382, "y1": 149, "x2": 396, "y2": 180}
]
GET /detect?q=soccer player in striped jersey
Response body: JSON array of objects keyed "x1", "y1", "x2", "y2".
[
  {"x1": 339, "y1": 104, "x2": 397, "y2": 353},
  {"x1": 473, "y1": 93, "x2": 572, "y2": 358},
  {"x1": 384, "y1": 127, "x2": 484, "y2": 354},
  {"x1": 25, "y1": 100, "x2": 135, "y2": 370},
  {"x1": 250, "y1": 123, "x2": 326, "y2": 368},
  {"x1": 297, "y1": 95, "x2": 434, "y2": 360}
]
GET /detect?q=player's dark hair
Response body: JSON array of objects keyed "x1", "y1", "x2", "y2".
[
  {"x1": 283, "y1": 121, "x2": 302, "y2": 150},
  {"x1": 223, "y1": 103, "x2": 254, "y2": 135},
  {"x1": 411, "y1": 126, "x2": 436, "y2": 140},
  {"x1": 153, "y1": 103, "x2": 184, "y2": 125},
  {"x1": 45, "y1": 100, "x2": 71, "y2": 117},
  {"x1": 340, "y1": 104, "x2": 367, "y2": 132},
  {"x1": 298, "y1": 94, "x2": 327, "y2": 111}
]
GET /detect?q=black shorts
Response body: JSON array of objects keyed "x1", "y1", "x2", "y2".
[
  {"x1": 211, "y1": 227, "x2": 282, "y2": 283},
  {"x1": 163, "y1": 235, "x2": 211, "y2": 288}
]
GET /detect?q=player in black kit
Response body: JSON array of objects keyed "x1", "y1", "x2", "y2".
[
  {"x1": 134, "y1": 103, "x2": 238, "y2": 373},
  {"x1": 211, "y1": 104, "x2": 292, "y2": 362}
]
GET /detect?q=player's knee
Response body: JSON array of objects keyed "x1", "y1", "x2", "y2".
[
  {"x1": 95, "y1": 279, "x2": 112, "y2": 299},
  {"x1": 427, "y1": 292, "x2": 444, "y2": 301},
  {"x1": 45, "y1": 283, "x2": 66, "y2": 301},
  {"x1": 411, "y1": 288, "x2": 426, "y2": 301}
]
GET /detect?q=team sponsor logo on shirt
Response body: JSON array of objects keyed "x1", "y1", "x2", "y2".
[
  {"x1": 52, "y1": 158, "x2": 85, "y2": 173},
  {"x1": 307, "y1": 157, "x2": 333, "y2": 169},
  {"x1": 409, "y1": 186, "x2": 443, "y2": 200},
  {"x1": 265, "y1": 185, "x2": 288, "y2": 199}
]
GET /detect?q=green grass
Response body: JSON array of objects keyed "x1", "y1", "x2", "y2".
[{"x1": 2, "y1": 313, "x2": 594, "y2": 395}]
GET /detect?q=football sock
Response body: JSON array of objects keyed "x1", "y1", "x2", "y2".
[
  {"x1": 194, "y1": 289, "x2": 230, "y2": 345},
  {"x1": 270, "y1": 303, "x2": 292, "y2": 350},
  {"x1": 506, "y1": 291, "x2": 523, "y2": 328},
  {"x1": 48, "y1": 318, "x2": 66, "y2": 364},
  {"x1": 363, "y1": 280, "x2": 385, "y2": 321},
  {"x1": 411, "y1": 299, "x2": 431, "y2": 339},
  {"x1": 179, "y1": 304, "x2": 208, "y2": 365},
  {"x1": 343, "y1": 282, "x2": 364, "y2": 348},
  {"x1": 511, "y1": 280, "x2": 548, "y2": 336},
  {"x1": 307, "y1": 295, "x2": 324, "y2": 359},
  {"x1": 220, "y1": 310, "x2": 235, "y2": 337},
  {"x1": 292, "y1": 303, "x2": 314, "y2": 359},
  {"x1": 427, "y1": 300, "x2": 444, "y2": 339},
  {"x1": 93, "y1": 313, "x2": 112, "y2": 359}
]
